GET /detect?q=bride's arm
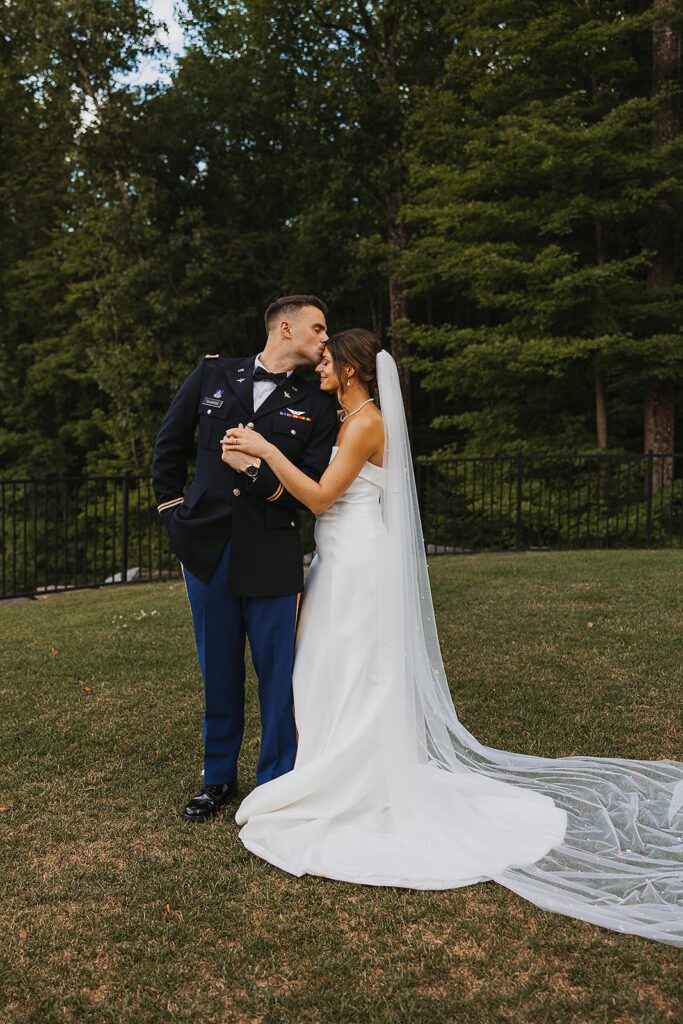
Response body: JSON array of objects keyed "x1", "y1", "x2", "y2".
[{"x1": 222, "y1": 418, "x2": 382, "y2": 515}]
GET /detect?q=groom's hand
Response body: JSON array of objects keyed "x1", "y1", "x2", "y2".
[{"x1": 221, "y1": 448, "x2": 256, "y2": 474}]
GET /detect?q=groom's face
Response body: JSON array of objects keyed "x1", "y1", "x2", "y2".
[{"x1": 287, "y1": 305, "x2": 329, "y2": 365}]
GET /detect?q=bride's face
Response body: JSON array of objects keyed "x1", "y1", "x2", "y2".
[{"x1": 315, "y1": 348, "x2": 339, "y2": 393}]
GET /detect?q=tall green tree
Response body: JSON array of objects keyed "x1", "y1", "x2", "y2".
[
  {"x1": 645, "y1": 0, "x2": 681, "y2": 485},
  {"x1": 404, "y1": 0, "x2": 683, "y2": 462},
  {"x1": 0, "y1": 0, "x2": 159, "y2": 476},
  {"x1": 178, "y1": 0, "x2": 449, "y2": 433}
]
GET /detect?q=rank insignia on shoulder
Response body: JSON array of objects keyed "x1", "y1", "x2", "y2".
[{"x1": 204, "y1": 353, "x2": 220, "y2": 359}]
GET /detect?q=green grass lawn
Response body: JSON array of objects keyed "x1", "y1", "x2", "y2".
[{"x1": 1, "y1": 550, "x2": 681, "y2": 1024}]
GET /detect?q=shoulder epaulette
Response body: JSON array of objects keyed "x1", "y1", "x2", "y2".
[{"x1": 197, "y1": 353, "x2": 221, "y2": 367}]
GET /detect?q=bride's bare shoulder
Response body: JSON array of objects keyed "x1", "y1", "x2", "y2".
[{"x1": 336, "y1": 407, "x2": 384, "y2": 457}]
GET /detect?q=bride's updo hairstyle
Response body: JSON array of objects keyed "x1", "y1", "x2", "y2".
[{"x1": 326, "y1": 328, "x2": 382, "y2": 397}]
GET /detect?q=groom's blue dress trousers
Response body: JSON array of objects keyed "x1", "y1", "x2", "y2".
[
  {"x1": 183, "y1": 542, "x2": 299, "y2": 785},
  {"x1": 152, "y1": 353, "x2": 337, "y2": 786}
]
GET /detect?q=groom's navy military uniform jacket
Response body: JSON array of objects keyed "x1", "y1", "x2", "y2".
[{"x1": 152, "y1": 354, "x2": 337, "y2": 597}]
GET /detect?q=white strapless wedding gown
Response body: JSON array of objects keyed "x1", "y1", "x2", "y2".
[{"x1": 235, "y1": 448, "x2": 568, "y2": 887}]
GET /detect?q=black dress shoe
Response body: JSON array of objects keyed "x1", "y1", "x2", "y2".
[{"x1": 182, "y1": 781, "x2": 237, "y2": 822}]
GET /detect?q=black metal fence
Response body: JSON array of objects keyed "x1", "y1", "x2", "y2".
[
  {"x1": 415, "y1": 452, "x2": 683, "y2": 552},
  {"x1": 1, "y1": 453, "x2": 682, "y2": 599},
  {"x1": 0, "y1": 474, "x2": 179, "y2": 599}
]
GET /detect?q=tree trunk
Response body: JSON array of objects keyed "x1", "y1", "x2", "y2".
[
  {"x1": 646, "y1": 0, "x2": 680, "y2": 485},
  {"x1": 595, "y1": 367, "x2": 608, "y2": 449},
  {"x1": 387, "y1": 199, "x2": 412, "y2": 434},
  {"x1": 594, "y1": 221, "x2": 608, "y2": 450},
  {"x1": 644, "y1": 380, "x2": 675, "y2": 490},
  {"x1": 359, "y1": 7, "x2": 412, "y2": 433}
]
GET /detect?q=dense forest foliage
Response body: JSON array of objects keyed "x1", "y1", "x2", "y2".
[{"x1": 1, "y1": 0, "x2": 682, "y2": 479}]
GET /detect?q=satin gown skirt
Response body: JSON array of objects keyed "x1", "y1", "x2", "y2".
[{"x1": 235, "y1": 455, "x2": 567, "y2": 888}]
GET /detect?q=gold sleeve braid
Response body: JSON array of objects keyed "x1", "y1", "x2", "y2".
[
  {"x1": 266, "y1": 484, "x2": 284, "y2": 502},
  {"x1": 158, "y1": 497, "x2": 184, "y2": 513}
]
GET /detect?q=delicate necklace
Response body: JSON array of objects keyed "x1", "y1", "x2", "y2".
[{"x1": 339, "y1": 398, "x2": 374, "y2": 422}]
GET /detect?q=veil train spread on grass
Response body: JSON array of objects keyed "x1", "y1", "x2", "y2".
[{"x1": 375, "y1": 350, "x2": 683, "y2": 947}]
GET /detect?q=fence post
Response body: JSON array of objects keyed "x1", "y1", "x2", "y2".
[
  {"x1": 120, "y1": 471, "x2": 130, "y2": 583},
  {"x1": 645, "y1": 450, "x2": 654, "y2": 548},
  {"x1": 515, "y1": 452, "x2": 523, "y2": 550}
]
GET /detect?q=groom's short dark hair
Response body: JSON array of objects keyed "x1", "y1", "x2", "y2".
[{"x1": 264, "y1": 294, "x2": 328, "y2": 332}]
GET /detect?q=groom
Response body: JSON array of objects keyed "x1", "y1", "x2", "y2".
[{"x1": 152, "y1": 295, "x2": 338, "y2": 821}]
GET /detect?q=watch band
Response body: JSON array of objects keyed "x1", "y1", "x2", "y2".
[{"x1": 245, "y1": 457, "x2": 262, "y2": 479}]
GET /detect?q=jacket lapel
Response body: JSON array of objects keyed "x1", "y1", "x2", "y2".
[
  {"x1": 252, "y1": 374, "x2": 306, "y2": 421},
  {"x1": 224, "y1": 357, "x2": 255, "y2": 417}
]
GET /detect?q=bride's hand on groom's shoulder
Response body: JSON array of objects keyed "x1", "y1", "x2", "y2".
[{"x1": 222, "y1": 425, "x2": 273, "y2": 460}]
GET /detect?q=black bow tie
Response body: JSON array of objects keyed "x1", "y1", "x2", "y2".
[{"x1": 253, "y1": 366, "x2": 289, "y2": 385}]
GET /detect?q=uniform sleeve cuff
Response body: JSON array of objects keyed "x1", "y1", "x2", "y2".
[{"x1": 157, "y1": 497, "x2": 184, "y2": 513}]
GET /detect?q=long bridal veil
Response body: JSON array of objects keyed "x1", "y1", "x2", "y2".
[{"x1": 375, "y1": 350, "x2": 683, "y2": 947}]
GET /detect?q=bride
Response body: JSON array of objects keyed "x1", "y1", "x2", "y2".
[{"x1": 222, "y1": 330, "x2": 683, "y2": 948}]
